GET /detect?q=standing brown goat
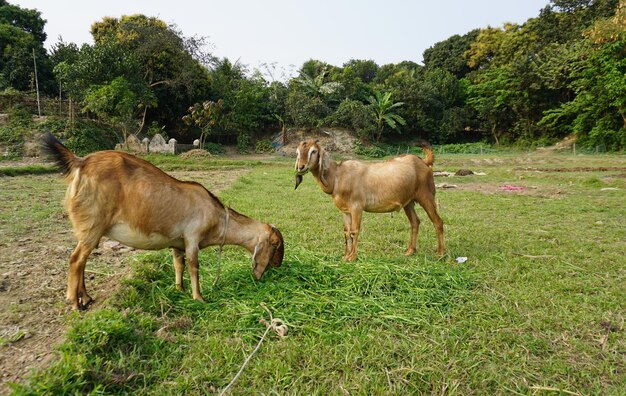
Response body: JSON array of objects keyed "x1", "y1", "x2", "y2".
[
  {"x1": 294, "y1": 139, "x2": 443, "y2": 261},
  {"x1": 42, "y1": 133, "x2": 284, "y2": 310}
]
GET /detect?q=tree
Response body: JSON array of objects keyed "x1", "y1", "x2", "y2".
[
  {"x1": 0, "y1": 0, "x2": 53, "y2": 93},
  {"x1": 467, "y1": 67, "x2": 518, "y2": 145},
  {"x1": 342, "y1": 59, "x2": 379, "y2": 83},
  {"x1": 292, "y1": 68, "x2": 342, "y2": 98},
  {"x1": 540, "y1": 0, "x2": 626, "y2": 149},
  {"x1": 423, "y1": 30, "x2": 480, "y2": 78},
  {"x1": 205, "y1": 58, "x2": 279, "y2": 148},
  {"x1": 90, "y1": 14, "x2": 211, "y2": 128},
  {"x1": 182, "y1": 99, "x2": 225, "y2": 148},
  {"x1": 54, "y1": 40, "x2": 147, "y2": 107},
  {"x1": 368, "y1": 91, "x2": 406, "y2": 142},
  {"x1": 327, "y1": 98, "x2": 374, "y2": 140},
  {"x1": 285, "y1": 90, "x2": 330, "y2": 129},
  {"x1": 83, "y1": 76, "x2": 156, "y2": 144}
]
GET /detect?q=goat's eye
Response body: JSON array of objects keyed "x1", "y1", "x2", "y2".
[{"x1": 311, "y1": 150, "x2": 317, "y2": 154}]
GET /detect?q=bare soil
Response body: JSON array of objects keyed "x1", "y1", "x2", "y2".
[
  {"x1": 0, "y1": 167, "x2": 247, "y2": 393},
  {"x1": 277, "y1": 128, "x2": 358, "y2": 156}
]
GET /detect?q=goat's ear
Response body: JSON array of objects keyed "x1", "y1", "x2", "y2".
[
  {"x1": 252, "y1": 235, "x2": 271, "y2": 280},
  {"x1": 318, "y1": 146, "x2": 328, "y2": 186},
  {"x1": 269, "y1": 226, "x2": 284, "y2": 267}
]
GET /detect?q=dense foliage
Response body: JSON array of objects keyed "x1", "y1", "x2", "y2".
[{"x1": 0, "y1": 0, "x2": 624, "y2": 151}]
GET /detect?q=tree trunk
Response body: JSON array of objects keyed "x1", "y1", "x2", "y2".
[{"x1": 491, "y1": 123, "x2": 500, "y2": 146}]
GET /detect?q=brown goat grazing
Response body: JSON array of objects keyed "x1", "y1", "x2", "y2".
[
  {"x1": 42, "y1": 133, "x2": 284, "y2": 310},
  {"x1": 294, "y1": 139, "x2": 443, "y2": 261}
]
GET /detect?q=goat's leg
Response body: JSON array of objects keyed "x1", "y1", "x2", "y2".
[
  {"x1": 185, "y1": 243, "x2": 204, "y2": 302},
  {"x1": 77, "y1": 267, "x2": 93, "y2": 308},
  {"x1": 417, "y1": 197, "x2": 444, "y2": 256},
  {"x1": 172, "y1": 248, "x2": 185, "y2": 291},
  {"x1": 66, "y1": 239, "x2": 98, "y2": 310},
  {"x1": 403, "y1": 202, "x2": 420, "y2": 256},
  {"x1": 345, "y1": 210, "x2": 362, "y2": 262},
  {"x1": 342, "y1": 213, "x2": 353, "y2": 260}
]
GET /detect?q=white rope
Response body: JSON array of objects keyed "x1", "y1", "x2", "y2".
[
  {"x1": 213, "y1": 206, "x2": 230, "y2": 287},
  {"x1": 218, "y1": 303, "x2": 287, "y2": 396}
]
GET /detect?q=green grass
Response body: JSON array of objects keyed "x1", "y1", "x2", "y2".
[
  {"x1": 139, "y1": 153, "x2": 273, "y2": 171},
  {"x1": 11, "y1": 153, "x2": 626, "y2": 395},
  {"x1": 0, "y1": 164, "x2": 57, "y2": 177}
]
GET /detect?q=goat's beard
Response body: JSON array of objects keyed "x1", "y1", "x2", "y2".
[
  {"x1": 295, "y1": 166, "x2": 310, "y2": 189},
  {"x1": 295, "y1": 174, "x2": 303, "y2": 189}
]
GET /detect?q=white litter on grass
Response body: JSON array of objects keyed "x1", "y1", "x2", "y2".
[
  {"x1": 600, "y1": 187, "x2": 620, "y2": 191},
  {"x1": 456, "y1": 257, "x2": 468, "y2": 264}
]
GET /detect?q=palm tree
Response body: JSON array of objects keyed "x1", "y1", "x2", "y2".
[
  {"x1": 295, "y1": 68, "x2": 342, "y2": 98},
  {"x1": 368, "y1": 90, "x2": 406, "y2": 142}
]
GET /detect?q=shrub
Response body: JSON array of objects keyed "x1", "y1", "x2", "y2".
[
  {"x1": 145, "y1": 121, "x2": 167, "y2": 140},
  {"x1": 237, "y1": 132, "x2": 251, "y2": 154},
  {"x1": 0, "y1": 105, "x2": 34, "y2": 158},
  {"x1": 203, "y1": 141, "x2": 225, "y2": 155},
  {"x1": 285, "y1": 91, "x2": 330, "y2": 129},
  {"x1": 255, "y1": 139, "x2": 274, "y2": 153},
  {"x1": 327, "y1": 99, "x2": 374, "y2": 139},
  {"x1": 353, "y1": 141, "x2": 388, "y2": 158},
  {"x1": 36, "y1": 118, "x2": 117, "y2": 156}
]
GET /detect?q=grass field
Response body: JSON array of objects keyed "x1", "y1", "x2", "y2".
[{"x1": 8, "y1": 152, "x2": 626, "y2": 395}]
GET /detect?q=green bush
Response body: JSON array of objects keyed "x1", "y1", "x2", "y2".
[
  {"x1": 36, "y1": 118, "x2": 117, "y2": 156},
  {"x1": 237, "y1": 131, "x2": 251, "y2": 154},
  {"x1": 203, "y1": 141, "x2": 225, "y2": 155},
  {"x1": 327, "y1": 99, "x2": 374, "y2": 140},
  {"x1": 254, "y1": 139, "x2": 274, "y2": 153},
  {"x1": 145, "y1": 121, "x2": 167, "y2": 140},
  {"x1": 285, "y1": 91, "x2": 330, "y2": 129},
  {"x1": 353, "y1": 141, "x2": 388, "y2": 158},
  {"x1": 0, "y1": 105, "x2": 34, "y2": 158}
]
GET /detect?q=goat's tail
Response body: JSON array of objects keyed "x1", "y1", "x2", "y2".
[
  {"x1": 420, "y1": 142, "x2": 434, "y2": 167},
  {"x1": 41, "y1": 133, "x2": 83, "y2": 177}
]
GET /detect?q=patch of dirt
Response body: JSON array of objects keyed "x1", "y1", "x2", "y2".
[
  {"x1": 0, "y1": 168, "x2": 246, "y2": 393},
  {"x1": 514, "y1": 166, "x2": 626, "y2": 172},
  {"x1": 277, "y1": 128, "x2": 358, "y2": 157},
  {"x1": 465, "y1": 183, "x2": 563, "y2": 198},
  {"x1": 435, "y1": 180, "x2": 566, "y2": 199},
  {"x1": 536, "y1": 135, "x2": 577, "y2": 152},
  {"x1": 0, "y1": 157, "x2": 46, "y2": 168}
]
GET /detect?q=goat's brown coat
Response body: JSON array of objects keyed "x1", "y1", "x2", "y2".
[
  {"x1": 42, "y1": 134, "x2": 283, "y2": 310},
  {"x1": 294, "y1": 139, "x2": 444, "y2": 261}
]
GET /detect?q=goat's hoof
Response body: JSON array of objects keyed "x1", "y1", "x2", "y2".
[
  {"x1": 176, "y1": 284, "x2": 184, "y2": 292},
  {"x1": 344, "y1": 254, "x2": 357, "y2": 262},
  {"x1": 404, "y1": 249, "x2": 416, "y2": 256},
  {"x1": 79, "y1": 294, "x2": 93, "y2": 307},
  {"x1": 66, "y1": 298, "x2": 80, "y2": 311},
  {"x1": 81, "y1": 297, "x2": 94, "y2": 308},
  {"x1": 193, "y1": 295, "x2": 205, "y2": 303}
]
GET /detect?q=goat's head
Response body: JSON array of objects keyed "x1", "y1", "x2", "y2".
[
  {"x1": 294, "y1": 139, "x2": 328, "y2": 189},
  {"x1": 252, "y1": 225, "x2": 284, "y2": 279}
]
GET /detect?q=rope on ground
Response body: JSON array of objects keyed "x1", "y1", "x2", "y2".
[{"x1": 218, "y1": 303, "x2": 288, "y2": 396}]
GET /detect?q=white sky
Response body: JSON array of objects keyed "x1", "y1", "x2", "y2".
[{"x1": 13, "y1": 0, "x2": 550, "y2": 78}]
